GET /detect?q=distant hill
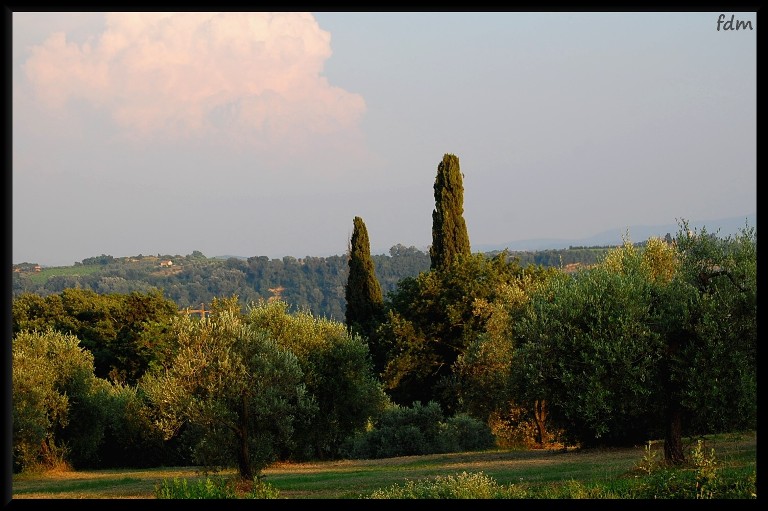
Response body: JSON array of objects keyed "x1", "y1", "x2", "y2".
[
  {"x1": 474, "y1": 213, "x2": 756, "y2": 253},
  {"x1": 12, "y1": 214, "x2": 755, "y2": 321}
]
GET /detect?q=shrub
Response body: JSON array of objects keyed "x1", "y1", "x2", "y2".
[
  {"x1": 340, "y1": 402, "x2": 494, "y2": 459},
  {"x1": 441, "y1": 413, "x2": 496, "y2": 452},
  {"x1": 154, "y1": 476, "x2": 281, "y2": 499},
  {"x1": 628, "y1": 439, "x2": 756, "y2": 499},
  {"x1": 155, "y1": 477, "x2": 239, "y2": 499},
  {"x1": 366, "y1": 471, "x2": 506, "y2": 499}
]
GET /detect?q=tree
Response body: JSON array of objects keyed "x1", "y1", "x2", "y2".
[
  {"x1": 245, "y1": 300, "x2": 388, "y2": 460},
  {"x1": 511, "y1": 225, "x2": 756, "y2": 462},
  {"x1": 12, "y1": 289, "x2": 180, "y2": 385},
  {"x1": 12, "y1": 329, "x2": 106, "y2": 472},
  {"x1": 430, "y1": 153, "x2": 471, "y2": 271},
  {"x1": 453, "y1": 267, "x2": 557, "y2": 446},
  {"x1": 345, "y1": 216, "x2": 384, "y2": 345},
  {"x1": 512, "y1": 255, "x2": 667, "y2": 448},
  {"x1": 653, "y1": 223, "x2": 756, "y2": 463},
  {"x1": 380, "y1": 252, "x2": 524, "y2": 413},
  {"x1": 139, "y1": 297, "x2": 317, "y2": 480}
]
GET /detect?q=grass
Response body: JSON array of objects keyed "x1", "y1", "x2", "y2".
[
  {"x1": 27, "y1": 265, "x2": 105, "y2": 285},
  {"x1": 11, "y1": 431, "x2": 756, "y2": 499}
]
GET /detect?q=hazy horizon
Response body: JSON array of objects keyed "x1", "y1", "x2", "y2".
[
  {"x1": 17, "y1": 212, "x2": 756, "y2": 268},
  {"x1": 13, "y1": 12, "x2": 756, "y2": 268}
]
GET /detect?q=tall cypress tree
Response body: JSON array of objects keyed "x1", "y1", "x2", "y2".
[
  {"x1": 345, "y1": 216, "x2": 384, "y2": 342},
  {"x1": 430, "y1": 153, "x2": 471, "y2": 270}
]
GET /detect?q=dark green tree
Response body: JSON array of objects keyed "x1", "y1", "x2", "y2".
[
  {"x1": 12, "y1": 289, "x2": 179, "y2": 385},
  {"x1": 380, "y1": 252, "x2": 525, "y2": 413},
  {"x1": 345, "y1": 217, "x2": 385, "y2": 363},
  {"x1": 430, "y1": 154, "x2": 471, "y2": 271}
]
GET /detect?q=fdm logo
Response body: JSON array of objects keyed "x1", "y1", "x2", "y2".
[{"x1": 716, "y1": 14, "x2": 753, "y2": 31}]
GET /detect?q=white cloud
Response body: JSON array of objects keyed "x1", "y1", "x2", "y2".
[{"x1": 23, "y1": 12, "x2": 366, "y2": 152}]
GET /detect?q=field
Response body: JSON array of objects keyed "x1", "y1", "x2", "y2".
[
  {"x1": 11, "y1": 431, "x2": 756, "y2": 499},
  {"x1": 25, "y1": 265, "x2": 105, "y2": 285}
]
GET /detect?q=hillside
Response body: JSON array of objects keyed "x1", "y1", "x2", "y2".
[{"x1": 11, "y1": 244, "x2": 619, "y2": 321}]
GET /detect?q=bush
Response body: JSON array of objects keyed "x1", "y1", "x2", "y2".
[
  {"x1": 365, "y1": 438, "x2": 756, "y2": 499},
  {"x1": 341, "y1": 402, "x2": 495, "y2": 459},
  {"x1": 441, "y1": 414, "x2": 496, "y2": 452},
  {"x1": 366, "y1": 471, "x2": 506, "y2": 499},
  {"x1": 155, "y1": 476, "x2": 281, "y2": 499},
  {"x1": 155, "y1": 477, "x2": 239, "y2": 499},
  {"x1": 629, "y1": 439, "x2": 757, "y2": 499}
]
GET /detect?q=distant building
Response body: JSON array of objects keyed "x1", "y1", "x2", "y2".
[
  {"x1": 160, "y1": 260, "x2": 173, "y2": 267},
  {"x1": 268, "y1": 286, "x2": 285, "y2": 302}
]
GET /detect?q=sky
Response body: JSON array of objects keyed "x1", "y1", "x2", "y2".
[{"x1": 11, "y1": 11, "x2": 757, "y2": 267}]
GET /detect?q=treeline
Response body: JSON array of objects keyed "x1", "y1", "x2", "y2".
[{"x1": 12, "y1": 245, "x2": 615, "y2": 320}]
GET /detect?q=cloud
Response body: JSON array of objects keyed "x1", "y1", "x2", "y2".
[{"x1": 23, "y1": 12, "x2": 366, "y2": 153}]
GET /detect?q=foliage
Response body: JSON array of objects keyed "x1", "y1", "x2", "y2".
[
  {"x1": 633, "y1": 441, "x2": 663, "y2": 476},
  {"x1": 95, "y1": 383, "x2": 173, "y2": 468},
  {"x1": 12, "y1": 245, "x2": 618, "y2": 323},
  {"x1": 439, "y1": 414, "x2": 497, "y2": 452},
  {"x1": 340, "y1": 401, "x2": 495, "y2": 459},
  {"x1": 12, "y1": 247, "x2": 434, "y2": 322},
  {"x1": 512, "y1": 261, "x2": 667, "y2": 447},
  {"x1": 12, "y1": 289, "x2": 179, "y2": 384},
  {"x1": 367, "y1": 471, "x2": 506, "y2": 499},
  {"x1": 244, "y1": 300, "x2": 389, "y2": 460},
  {"x1": 430, "y1": 153, "x2": 471, "y2": 270},
  {"x1": 154, "y1": 476, "x2": 281, "y2": 499},
  {"x1": 155, "y1": 476, "x2": 240, "y2": 499},
  {"x1": 12, "y1": 329, "x2": 103, "y2": 472},
  {"x1": 345, "y1": 216, "x2": 384, "y2": 349},
  {"x1": 673, "y1": 224, "x2": 757, "y2": 434},
  {"x1": 139, "y1": 297, "x2": 317, "y2": 480},
  {"x1": 487, "y1": 406, "x2": 550, "y2": 450},
  {"x1": 380, "y1": 252, "x2": 527, "y2": 412},
  {"x1": 452, "y1": 267, "x2": 557, "y2": 438},
  {"x1": 510, "y1": 223, "x2": 757, "y2": 458}
]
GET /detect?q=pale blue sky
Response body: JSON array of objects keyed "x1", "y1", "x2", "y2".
[{"x1": 12, "y1": 12, "x2": 756, "y2": 267}]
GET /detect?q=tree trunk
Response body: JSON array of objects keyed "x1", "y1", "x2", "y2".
[
  {"x1": 236, "y1": 393, "x2": 253, "y2": 481},
  {"x1": 533, "y1": 399, "x2": 548, "y2": 446},
  {"x1": 664, "y1": 398, "x2": 685, "y2": 464},
  {"x1": 663, "y1": 334, "x2": 686, "y2": 465}
]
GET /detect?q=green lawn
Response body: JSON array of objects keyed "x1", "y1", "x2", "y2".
[{"x1": 11, "y1": 431, "x2": 756, "y2": 499}]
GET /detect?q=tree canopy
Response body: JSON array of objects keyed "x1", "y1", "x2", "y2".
[
  {"x1": 140, "y1": 297, "x2": 317, "y2": 480},
  {"x1": 510, "y1": 225, "x2": 757, "y2": 462},
  {"x1": 430, "y1": 153, "x2": 471, "y2": 271},
  {"x1": 345, "y1": 216, "x2": 384, "y2": 342}
]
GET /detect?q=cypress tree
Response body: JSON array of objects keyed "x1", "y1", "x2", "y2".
[
  {"x1": 430, "y1": 153, "x2": 471, "y2": 270},
  {"x1": 345, "y1": 216, "x2": 384, "y2": 341}
]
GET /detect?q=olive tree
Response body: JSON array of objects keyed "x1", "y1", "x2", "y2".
[
  {"x1": 246, "y1": 300, "x2": 389, "y2": 460},
  {"x1": 140, "y1": 297, "x2": 317, "y2": 480},
  {"x1": 511, "y1": 225, "x2": 756, "y2": 463},
  {"x1": 655, "y1": 224, "x2": 757, "y2": 462},
  {"x1": 12, "y1": 329, "x2": 107, "y2": 472},
  {"x1": 512, "y1": 254, "x2": 666, "y2": 448}
]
